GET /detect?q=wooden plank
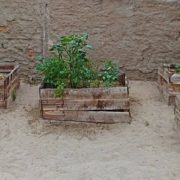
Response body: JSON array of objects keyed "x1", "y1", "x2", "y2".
[
  {"x1": 158, "y1": 72, "x2": 180, "y2": 105},
  {"x1": 158, "y1": 77, "x2": 180, "y2": 95},
  {"x1": 40, "y1": 86, "x2": 128, "y2": 99},
  {"x1": 164, "y1": 68, "x2": 172, "y2": 83},
  {"x1": 175, "y1": 95, "x2": 180, "y2": 111},
  {"x1": 0, "y1": 92, "x2": 5, "y2": 100},
  {"x1": 175, "y1": 108, "x2": 180, "y2": 121},
  {"x1": 0, "y1": 100, "x2": 6, "y2": 108},
  {"x1": 172, "y1": 84, "x2": 180, "y2": 92},
  {"x1": 158, "y1": 66, "x2": 180, "y2": 84},
  {"x1": 3, "y1": 65, "x2": 19, "y2": 87},
  {"x1": 0, "y1": 64, "x2": 14, "y2": 70},
  {"x1": 158, "y1": 64, "x2": 180, "y2": 106},
  {"x1": 41, "y1": 98, "x2": 130, "y2": 111},
  {"x1": 175, "y1": 95, "x2": 180, "y2": 105},
  {"x1": 42, "y1": 110, "x2": 131, "y2": 123},
  {"x1": 0, "y1": 70, "x2": 12, "y2": 73},
  {"x1": 39, "y1": 77, "x2": 130, "y2": 123},
  {"x1": 4, "y1": 77, "x2": 20, "y2": 108},
  {"x1": 6, "y1": 76, "x2": 19, "y2": 93},
  {"x1": 6, "y1": 65, "x2": 19, "y2": 77},
  {"x1": 0, "y1": 64, "x2": 20, "y2": 108},
  {"x1": 157, "y1": 82, "x2": 176, "y2": 105}
]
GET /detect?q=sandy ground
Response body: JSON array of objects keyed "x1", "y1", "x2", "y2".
[{"x1": 0, "y1": 81, "x2": 179, "y2": 180}]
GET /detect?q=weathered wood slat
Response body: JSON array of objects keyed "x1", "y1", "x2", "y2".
[
  {"x1": 158, "y1": 66, "x2": 180, "y2": 84},
  {"x1": 157, "y1": 82, "x2": 178, "y2": 105},
  {"x1": 42, "y1": 111, "x2": 130, "y2": 123},
  {"x1": 158, "y1": 65, "x2": 180, "y2": 106},
  {"x1": 0, "y1": 64, "x2": 20, "y2": 108},
  {"x1": 172, "y1": 84, "x2": 180, "y2": 92},
  {"x1": 0, "y1": 65, "x2": 14, "y2": 70},
  {"x1": 40, "y1": 86, "x2": 128, "y2": 99},
  {"x1": 6, "y1": 77, "x2": 19, "y2": 93},
  {"x1": 0, "y1": 100, "x2": 6, "y2": 107},
  {"x1": 175, "y1": 109, "x2": 180, "y2": 120},
  {"x1": 0, "y1": 70, "x2": 12, "y2": 73},
  {"x1": 39, "y1": 75, "x2": 130, "y2": 124},
  {"x1": 0, "y1": 93, "x2": 4, "y2": 100},
  {"x1": 175, "y1": 96, "x2": 180, "y2": 118},
  {"x1": 175, "y1": 95, "x2": 180, "y2": 105},
  {"x1": 6, "y1": 65, "x2": 19, "y2": 78},
  {"x1": 41, "y1": 98, "x2": 130, "y2": 111},
  {"x1": 158, "y1": 74, "x2": 180, "y2": 91},
  {"x1": 5, "y1": 81, "x2": 20, "y2": 108}
]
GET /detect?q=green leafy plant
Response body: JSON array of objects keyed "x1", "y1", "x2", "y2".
[
  {"x1": 175, "y1": 65, "x2": 180, "y2": 73},
  {"x1": 55, "y1": 82, "x2": 65, "y2": 97},
  {"x1": 101, "y1": 61, "x2": 120, "y2": 87},
  {"x1": 50, "y1": 34, "x2": 96, "y2": 88},
  {"x1": 36, "y1": 33, "x2": 121, "y2": 97},
  {"x1": 36, "y1": 57, "x2": 69, "y2": 88}
]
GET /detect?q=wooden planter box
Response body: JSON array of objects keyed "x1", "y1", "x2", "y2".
[
  {"x1": 158, "y1": 64, "x2": 180, "y2": 105},
  {"x1": 0, "y1": 64, "x2": 20, "y2": 108},
  {"x1": 39, "y1": 77, "x2": 131, "y2": 124},
  {"x1": 175, "y1": 95, "x2": 180, "y2": 122}
]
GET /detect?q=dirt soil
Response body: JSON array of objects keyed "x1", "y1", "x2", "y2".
[{"x1": 0, "y1": 81, "x2": 179, "y2": 180}]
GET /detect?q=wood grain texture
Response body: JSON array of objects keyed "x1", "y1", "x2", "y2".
[
  {"x1": 158, "y1": 66, "x2": 180, "y2": 106},
  {"x1": 40, "y1": 85, "x2": 130, "y2": 123},
  {"x1": 42, "y1": 111, "x2": 131, "y2": 124},
  {"x1": 175, "y1": 110, "x2": 180, "y2": 122},
  {"x1": 41, "y1": 98, "x2": 130, "y2": 111},
  {"x1": 158, "y1": 66, "x2": 180, "y2": 84},
  {"x1": 40, "y1": 86, "x2": 128, "y2": 99},
  {"x1": 0, "y1": 65, "x2": 20, "y2": 108}
]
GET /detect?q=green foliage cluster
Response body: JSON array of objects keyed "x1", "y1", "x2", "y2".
[
  {"x1": 100, "y1": 61, "x2": 120, "y2": 87},
  {"x1": 175, "y1": 65, "x2": 180, "y2": 73},
  {"x1": 36, "y1": 33, "x2": 120, "y2": 97}
]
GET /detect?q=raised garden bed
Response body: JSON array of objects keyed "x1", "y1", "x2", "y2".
[
  {"x1": 158, "y1": 64, "x2": 180, "y2": 105},
  {"x1": 175, "y1": 95, "x2": 180, "y2": 129},
  {"x1": 0, "y1": 64, "x2": 20, "y2": 108},
  {"x1": 37, "y1": 34, "x2": 131, "y2": 123},
  {"x1": 39, "y1": 76, "x2": 130, "y2": 124}
]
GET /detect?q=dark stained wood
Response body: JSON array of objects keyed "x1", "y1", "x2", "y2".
[
  {"x1": 158, "y1": 65, "x2": 180, "y2": 106},
  {"x1": 0, "y1": 64, "x2": 20, "y2": 108}
]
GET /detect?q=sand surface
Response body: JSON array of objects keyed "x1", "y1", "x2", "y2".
[{"x1": 0, "y1": 81, "x2": 179, "y2": 180}]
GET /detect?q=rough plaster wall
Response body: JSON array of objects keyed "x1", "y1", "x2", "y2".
[
  {"x1": 48, "y1": 0, "x2": 180, "y2": 79},
  {"x1": 0, "y1": 0, "x2": 43, "y2": 79},
  {"x1": 0, "y1": 0, "x2": 180, "y2": 80}
]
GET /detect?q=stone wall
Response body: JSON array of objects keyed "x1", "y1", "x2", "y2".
[
  {"x1": 0, "y1": 0, "x2": 43, "y2": 79},
  {"x1": 0, "y1": 0, "x2": 180, "y2": 80}
]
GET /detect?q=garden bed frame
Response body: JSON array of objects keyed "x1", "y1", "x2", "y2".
[
  {"x1": 158, "y1": 64, "x2": 180, "y2": 105},
  {"x1": 39, "y1": 76, "x2": 131, "y2": 124},
  {"x1": 175, "y1": 95, "x2": 180, "y2": 122},
  {"x1": 0, "y1": 64, "x2": 20, "y2": 108}
]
